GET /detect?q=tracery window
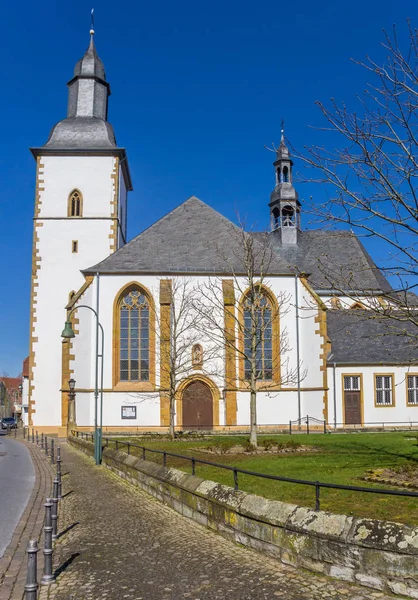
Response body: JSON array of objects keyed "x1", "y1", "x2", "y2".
[
  {"x1": 119, "y1": 289, "x2": 150, "y2": 382},
  {"x1": 243, "y1": 293, "x2": 273, "y2": 381},
  {"x1": 192, "y1": 344, "x2": 203, "y2": 368},
  {"x1": 68, "y1": 189, "x2": 83, "y2": 217}
]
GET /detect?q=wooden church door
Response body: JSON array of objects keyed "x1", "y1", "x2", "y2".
[
  {"x1": 343, "y1": 375, "x2": 362, "y2": 424},
  {"x1": 182, "y1": 381, "x2": 213, "y2": 429}
]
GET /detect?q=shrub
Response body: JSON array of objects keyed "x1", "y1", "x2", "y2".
[
  {"x1": 260, "y1": 438, "x2": 275, "y2": 450},
  {"x1": 219, "y1": 440, "x2": 235, "y2": 454},
  {"x1": 243, "y1": 440, "x2": 256, "y2": 452},
  {"x1": 285, "y1": 440, "x2": 301, "y2": 450}
]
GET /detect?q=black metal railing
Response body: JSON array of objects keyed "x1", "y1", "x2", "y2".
[{"x1": 72, "y1": 430, "x2": 418, "y2": 512}]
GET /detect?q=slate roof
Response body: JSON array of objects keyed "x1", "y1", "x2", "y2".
[
  {"x1": 85, "y1": 197, "x2": 294, "y2": 275},
  {"x1": 85, "y1": 197, "x2": 392, "y2": 292},
  {"x1": 327, "y1": 310, "x2": 418, "y2": 364}
]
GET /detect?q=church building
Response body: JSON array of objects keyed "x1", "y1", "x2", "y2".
[{"x1": 28, "y1": 33, "x2": 418, "y2": 436}]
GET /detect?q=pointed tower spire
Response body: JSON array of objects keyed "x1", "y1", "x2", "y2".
[
  {"x1": 40, "y1": 16, "x2": 116, "y2": 150},
  {"x1": 268, "y1": 128, "x2": 301, "y2": 244}
]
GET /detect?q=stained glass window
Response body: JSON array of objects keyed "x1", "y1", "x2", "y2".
[
  {"x1": 120, "y1": 290, "x2": 149, "y2": 382},
  {"x1": 244, "y1": 294, "x2": 273, "y2": 381}
]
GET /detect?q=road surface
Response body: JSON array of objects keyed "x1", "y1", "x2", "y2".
[{"x1": 0, "y1": 433, "x2": 35, "y2": 557}]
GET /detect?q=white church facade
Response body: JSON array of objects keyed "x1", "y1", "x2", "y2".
[{"x1": 28, "y1": 34, "x2": 418, "y2": 436}]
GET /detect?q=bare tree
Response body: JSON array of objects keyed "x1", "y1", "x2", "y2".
[
  {"x1": 296, "y1": 22, "x2": 418, "y2": 327},
  {"x1": 194, "y1": 218, "x2": 302, "y2": 447},
  {"x1": 158, "y1": 277, "x2": 218, "y2": 439}
]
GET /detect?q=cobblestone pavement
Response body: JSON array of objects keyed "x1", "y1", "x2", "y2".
[
  {"x1": 0, "y1": 435, "x2": 54, "y2": 600},
  {"x1": 40, "y1": 444, "x2": 399, "y2": 600}
]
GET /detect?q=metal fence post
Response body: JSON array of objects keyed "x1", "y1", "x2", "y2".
[
  {"x1": 315, "y1": 482, "x2": 320, "y2": 511},
  {"x1": 41, "y1": 432, "x2": 44, "y2": 450},
  {"x1": 41, "y1": 498, "x2": 54, "y2": 585},
  {"x1": 50, "y1": 439, "x2": 55, "y2": 464},
  {"x1": 289, "y1": 420, "x2": 292, "y2": 435},
  {"x1": 51, "y1": 477, "x2": 59, "y2": 540},
  {"x1": 323, "y1": 420, "x2": 326, "y2": 434},
  {"x1": 45, "y1": 436, "x2": 48, "y2": 456},
  {"x1": 24, "y1": 540, "x2": 39, "y2": 600},
  {"x1": 56, "y1": 447, "x2": 62, "y2": 500},
  {"x1": 32, "y1": 429, "x2": 34, "y2": 443},
  {"x1": 306, "y1": 416, "x2": 310, "y2": 436},
  {"x1": 36, "y1": 431, "x2": 39, "y2": 445},
  {"x1": 233, "y1": 468, "x2": 239, "y2": 491}
]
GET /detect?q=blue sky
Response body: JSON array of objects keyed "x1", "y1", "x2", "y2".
[{"x1": 0, "y1": 0, "x2": 416, "y2": 375}]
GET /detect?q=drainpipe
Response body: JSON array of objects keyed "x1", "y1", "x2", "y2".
[
  {"x1": 295, "y1": 275, "x2": 301, "y2": 422},
  {"x1": 333, "y1": 362, "x2": 337, "y2": 430}
]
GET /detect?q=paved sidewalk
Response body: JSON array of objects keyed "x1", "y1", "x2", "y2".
[
  {"x1": 39, "y1": 444, "x2": 398, "y2": 600},
  {"x1": 0, "y1": 436, "x2": 54, "y2": 600}
]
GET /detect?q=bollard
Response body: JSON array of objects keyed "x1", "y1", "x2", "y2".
[
  {"x1": 14, "y1": 426, "x2": 17, "y2": 438},
  {"x1": 51, "y1": 477, "x2": 59, "y2": 540},
  {"x1": 36, "y1": 431, "x2": 39, "y2": 445},
  {"x1": 32, "y1": 429, "x2": 34, "y2": 443},
  {"x1": 56, "y1": 447, "x2": 62, "y2": 500},
  {"x1": 45, "y1": 436, "x2": 48, "y2": 457},
  {"x1": 50, "y1": 439, "x2": 55, "y2": 464},
  {"x1": 24, "y1": 540, "x2": 39, "y2": 600},
  {"x1": 23, "y1": 426, "x2": 26, "y2": 440},
  {"x1": 41, "y1": 432, "x2": 44, "y2": 450},
  {"x1": 41, "y1": 498, "x2": 54, "y2": 585}
]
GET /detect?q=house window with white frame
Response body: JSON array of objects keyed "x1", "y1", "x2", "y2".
[
  {"x1": 407, "y1": 375, "x2": 418, "y2": 405},
  {"x1": 375, "y1": 375, "x2": 394, "y2": 406}
]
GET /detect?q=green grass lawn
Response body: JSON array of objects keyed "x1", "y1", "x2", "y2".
[{"x1": 109, "y1": 432, "x2": 418, "y2": 525}]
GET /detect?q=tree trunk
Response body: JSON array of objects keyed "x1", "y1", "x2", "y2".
[
  {"x1": 169, "y1": 394, "x2": 175, "y2": 440},
  {"x1": 249, "y1": 388, "x2": 257, "y2": 447}
]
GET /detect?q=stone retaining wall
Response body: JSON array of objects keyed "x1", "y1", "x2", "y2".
[{"x1": 70, "y1": 436, "x2": 418, "y2": 598}]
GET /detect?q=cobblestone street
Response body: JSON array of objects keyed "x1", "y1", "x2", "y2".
[{"x1": 39, "y1": 444, "x2": 398, "y2": 600}]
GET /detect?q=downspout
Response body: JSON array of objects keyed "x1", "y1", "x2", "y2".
[
  {"x1": 333, "y1": 362, "x2": 337, "y2": 430},
  {"x1": 295, "y1": 275, "x2": 301, "y2": 422}
]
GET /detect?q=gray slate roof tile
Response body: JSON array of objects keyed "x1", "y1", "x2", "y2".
[
  {"x1": 84, "y1": 196, "x2": 391, "y2": 292},
  {"x1": 327, "y1": 310, "x2": 418, "y2": 364}
]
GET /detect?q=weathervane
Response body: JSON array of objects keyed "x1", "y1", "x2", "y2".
[
  {"x1": 265, "y1": 119, "x2": 285, "y2": 153},
  {"x1": 281, "y1": 118, "x2": 285, "y2": 141},
  {"x1": 90, "y1": 8, "x2": 95, "y2": 38}
]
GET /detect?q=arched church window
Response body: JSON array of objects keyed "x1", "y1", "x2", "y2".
[
  {"x1": 192, "y1": 344, "x2": 203, "y2": 368},
  {"x1": 283, "y1": 166, "x2": 289, "y2": 182},
  {"x1": 272, "y1": 207, "x2": 280, "y2": 229},
  {"x1": 68, "y1": 189, "x2": 83, "y2": 217},
  {"x1": 276, "y1": 169, "x2": 281, "y2": 185},
  {"x1": 282, "y1": 205, "x2": 294, "y2": 227},
  {"x1": 242, "y1": 290, "x2": 277, "y2": 382},
  {"x1": 119, "y1": 289, "x2": 150, "y2": 382}
]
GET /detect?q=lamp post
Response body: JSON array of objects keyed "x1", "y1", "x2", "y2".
[{"x1": 61, "y1": 305, "x2": 104, "y2": 465}]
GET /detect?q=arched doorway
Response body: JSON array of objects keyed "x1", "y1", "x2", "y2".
[{"x1": 182, "y1": 380, "x2": 213, "y2": 429}]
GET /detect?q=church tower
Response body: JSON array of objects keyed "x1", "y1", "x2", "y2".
[
  {"x1": 269, "y1": 130, "x2": 301, "y2": 244},
  {"x1": 28, "y1": 29, "x2": 132, "y2": 433}
]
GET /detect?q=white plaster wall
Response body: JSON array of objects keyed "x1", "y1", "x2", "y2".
[
  {"x1": 22, "y1": 377, "x2": 29, "y2": 426},
  {"x1": 75, "y1": 392, "x2": 161, "y2": 427},
  {"x1": 118, "y1": 165, "x2": 127, "y2": 247},
  {"x1": 237, "y1": 390, "x2": 325, "y2": 426},
  {"x1": 31, "y1": 155, "x2": 121, "y2": 427},
  {"x1": 327, "y1": 365, "x2": 418, "y2": 426}
]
